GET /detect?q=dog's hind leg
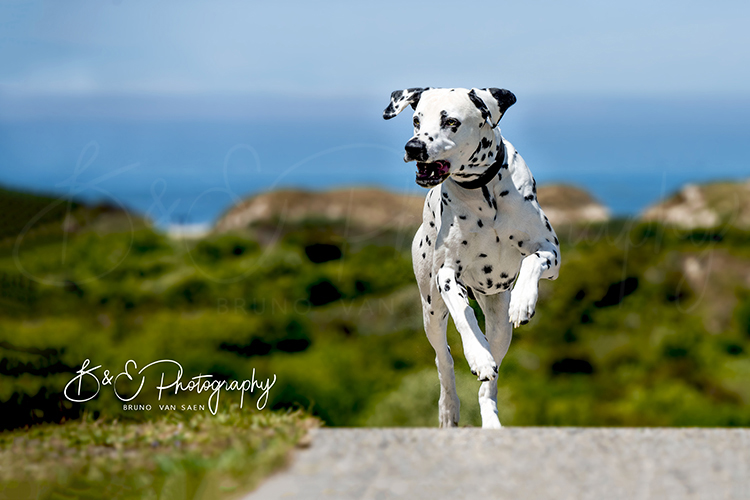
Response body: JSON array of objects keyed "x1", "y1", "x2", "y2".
[
  {"x1": 435, "y1": 268, "x2": 498, "y2": 383},
  {"x1": 474, "y1": 292, "x2": 513, "y2": 428},
  {"x1": 421, "y1": 301, "x2": 460, "y2": 427}
]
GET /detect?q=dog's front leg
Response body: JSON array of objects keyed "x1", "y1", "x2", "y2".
[
  {"x1": 508, "y1": 254, "x2": 545, "y2": 328},
  {"x1": 435, "y1": 267, "x2": 498, "y2": 382}
]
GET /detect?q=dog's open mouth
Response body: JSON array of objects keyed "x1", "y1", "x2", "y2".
[{"x1": 415, "y1": 160, "x2": 451, "y2": 187}]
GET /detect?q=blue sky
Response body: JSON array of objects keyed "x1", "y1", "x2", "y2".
[
  {"x1": 1, "y1": 0, "x2": 749, "y2": 219},
  {"x1": 1, "y1": 0, "x2": 749, "y2": 117}
]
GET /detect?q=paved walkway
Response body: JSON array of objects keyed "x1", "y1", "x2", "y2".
[{"x1": 245, "y1": 427, "x2": 749, "y2": 500}]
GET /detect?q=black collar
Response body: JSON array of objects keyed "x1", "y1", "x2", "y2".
[{"x1": 452, "y1": 143, "x2": 506, "y2": 190}]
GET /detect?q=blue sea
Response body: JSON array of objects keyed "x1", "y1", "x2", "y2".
[{"x1": 1, "y1": 95, "x2": 748, "y2": 229}]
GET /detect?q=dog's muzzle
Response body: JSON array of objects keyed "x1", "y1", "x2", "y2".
[{"x1": 415, "y1": 160, "x2": 451, "y2": 188}]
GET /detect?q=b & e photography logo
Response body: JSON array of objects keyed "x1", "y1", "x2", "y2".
[{"x1": 63, "y1": 358, "x2": 277, "y2": 415}]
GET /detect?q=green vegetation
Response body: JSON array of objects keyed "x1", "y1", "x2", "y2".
[
  {"x1": 0, "y1": 406, "x2": 315, "y2": 500},
  {"x1": 2, "y1": 203, "x2": 749, "y2": 429}
]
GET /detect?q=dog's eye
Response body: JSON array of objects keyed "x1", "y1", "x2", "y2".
[
  {"x1": 446, "y1": 118, "x2": 459, "y2": 127},
  {"x1": 413, "y1": 116, "x2": 420, "y2": 127}
]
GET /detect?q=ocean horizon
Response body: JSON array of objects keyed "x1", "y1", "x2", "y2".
[{"x1": 1, "y1": 94, "x2": 748, "y2": 229}]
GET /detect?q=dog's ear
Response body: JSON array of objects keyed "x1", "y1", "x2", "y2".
[
  {"x1": 383, "y1": 87, "x2": 429, "y2": 120},
  {"x1": 469, "y1": 88, "x2": 516, "y2": 128}
]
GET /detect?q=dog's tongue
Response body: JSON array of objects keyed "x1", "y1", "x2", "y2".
[
  {"x1": 434, "y1": 160, "x2": 450, "y2": 175},
  {"x1": 417, "y1": 160, "x2": 450, "y2": 177}
]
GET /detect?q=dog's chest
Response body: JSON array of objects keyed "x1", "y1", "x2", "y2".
[{"x1": 431, "y1": 184, "x2": 523, "y2": 294}]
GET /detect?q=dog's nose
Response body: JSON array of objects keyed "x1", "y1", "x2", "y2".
[{"x1": 404, "y1": 139, "x2": 428, "y2": 162}]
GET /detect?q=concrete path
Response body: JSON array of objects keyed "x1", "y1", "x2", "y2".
[{"x1": 245, "y1": 427, "x2": 749, "y2": 500}]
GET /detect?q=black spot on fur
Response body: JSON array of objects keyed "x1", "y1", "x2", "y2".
[
  {"x1": 477, "y1": 220, "x2": 483, "y2": 228},
  {"x1": 468, "y1": 89, "x2": 491, "y2": 123},
  {"x1": 427, "y1": 295, "x2": 431, "y2": 304},
  {"x1": 484, "y1": 88, "x2": 517, "y2": 123},
  {"x1": 459, "y1": 215, "x2": 467, "y2": 220},
  {"x1": 462, "y1": 240, "x2": 468, "y2": 245},
  {"x1": 481, "y1": 186, "x2": 494, "y2": 209},
  {"x1": 518, "y1": 241, "x2": 523, "y2": 247},
  {"x1": 486, "y1": 279, "x2": 493, "y2": 287},
  {"x1": 509, "y1": 235, "x2": 514, "y2": 240},
  {"x1": 483, "y1": 265, "x2": 493, "y2": 274},
  {"x1": 525, "y1": 195, "x2": 534, "y2": 201},
  {"x1": 499, "y1": 190, "x2": 509, "y2": 197},
  {"x1": 478, "y1": 253, "x2": 487, "y2": 258},
  {"x1": 439, "y1": 110, "x2": 461, "y2": 132}
]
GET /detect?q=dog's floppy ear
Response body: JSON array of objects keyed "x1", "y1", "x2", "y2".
[
  {"x1": 383, "y1": 87, "x2": 429, "y2": 120},
  {"x1": 469, "y1": 88, "x2": 516, "y2": 128}
]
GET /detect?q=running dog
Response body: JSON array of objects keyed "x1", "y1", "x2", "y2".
[{"x1": 383, "y1": 87, "x2": 561, "y2": 428}]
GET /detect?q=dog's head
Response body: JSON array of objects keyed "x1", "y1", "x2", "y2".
[{"x1": 383, "y1": 87, "x2": 516, "y2": 188}]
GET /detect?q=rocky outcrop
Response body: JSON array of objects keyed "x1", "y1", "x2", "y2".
[
  {"x1": 214, "y1": 189, "x2": 425, "y2": 234},
  {"x1": 641, "y1": 181, "x2": 750, "y2": 229},
  {"x1": 214, "y1": 185, "x2": 611, "y2": 234},
  {"x1": 536, "y1": 185, "x2": 610, "y2": 226}
]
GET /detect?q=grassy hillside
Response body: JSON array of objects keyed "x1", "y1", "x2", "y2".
[{"x1": 1, "y1": 186, "x2": 749, "y2": 430}]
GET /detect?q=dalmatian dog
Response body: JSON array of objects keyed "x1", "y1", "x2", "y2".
[{"x1": 383, "y1": 87, "x2": 561, "y2": 428}]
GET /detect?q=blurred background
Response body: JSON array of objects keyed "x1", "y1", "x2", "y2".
[{"x1": 1, "y1": 0, "x2": 750, "y2": 430}]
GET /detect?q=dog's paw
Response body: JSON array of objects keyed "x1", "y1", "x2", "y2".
[
  {"x1": 509, "y1": 282, "x2": 538, "y2": 328},
  {"x1": 481, "y1": 414, "x2": 502, "y2": 429},
  {"x1": 466, "y1": 348, "x2": 498, "y2": 382},
  {"x1": 439, "y1": 408, "x2": 460, "y2": 428},
  {"x1": 438, "y1": 395, "x2": 460, "y2": 427}
]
